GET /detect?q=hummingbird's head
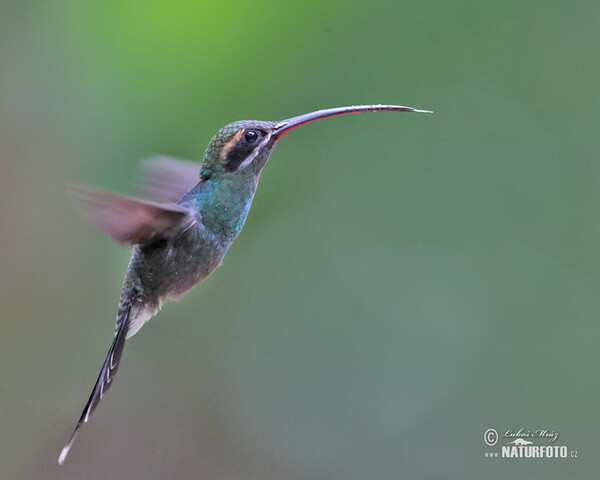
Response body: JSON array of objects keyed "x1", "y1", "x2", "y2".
[
  {"x1": 200, "y1": 105, "x2": 433, "y2": 179},
  {"x1": 201, "y1": 120, "x2": 277, "y2": 178}
]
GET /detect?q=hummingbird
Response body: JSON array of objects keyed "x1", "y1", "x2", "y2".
[{"x1": 58, "y1": 104, "x2": 432, "y2": 464}]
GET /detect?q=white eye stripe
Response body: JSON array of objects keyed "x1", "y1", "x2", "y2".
[
  {"x1": 237, "y1": 134, "x2": 271, "y2": 171},
  {"x1": 237, "y1": 148, "x2": 261, "y2": 171}
]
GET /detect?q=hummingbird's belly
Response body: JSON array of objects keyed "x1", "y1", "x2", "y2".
[{"x1": 130, "y1": 228, "x2": 230, "y2": 303}]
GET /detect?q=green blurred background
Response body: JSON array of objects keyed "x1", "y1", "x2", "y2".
[{"x1": 1, "y1": 1, "x2": 599, "y2": 478}]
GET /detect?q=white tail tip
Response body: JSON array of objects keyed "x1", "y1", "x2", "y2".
[{"x1": 58, "y1": 443, "x2": 72, "y2": 465}]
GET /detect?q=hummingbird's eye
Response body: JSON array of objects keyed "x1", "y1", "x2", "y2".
[{"x1": 244, "y1": 130, "x2": 259, "y2": 144}]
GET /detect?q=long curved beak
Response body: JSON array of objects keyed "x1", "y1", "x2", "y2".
[{"x1": 272, "y1": 104, "x2": 432, "y2": 139}]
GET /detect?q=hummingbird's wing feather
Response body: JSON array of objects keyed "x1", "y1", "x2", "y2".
[
  {"x1": 58, "y1": 299, "x2": 133, "y2": 464},
  {"x1": 70, "y1": 184, "x2": 193, "y2": 245},
  {"x1": 138, "y1": 155, "x2": 200, "y2": 203}
]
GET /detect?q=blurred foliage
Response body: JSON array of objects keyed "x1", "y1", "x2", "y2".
[{"x1": 1, "y1": 1, "x2": 599, "y2": 479}]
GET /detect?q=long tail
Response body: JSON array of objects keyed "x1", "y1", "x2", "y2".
[{"x1": 58, "y1": 300, "x2": 133, "y2": 465}]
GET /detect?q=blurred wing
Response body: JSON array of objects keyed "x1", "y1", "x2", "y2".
[
  {"x1": 70, "y1": 184, "x2": 193, "y2": 245},
  {"x1": 138, "y1": 155, "x2": 200, "y2": 203}
]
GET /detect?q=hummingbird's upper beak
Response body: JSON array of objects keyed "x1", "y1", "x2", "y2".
[{"x1": 272, "y1": 104, "x2": 432, "y2": 139}]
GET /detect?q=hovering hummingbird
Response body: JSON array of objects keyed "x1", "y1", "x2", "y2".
[{"x1": 58, "y1": 104, "x2": 432, "y2": 464}]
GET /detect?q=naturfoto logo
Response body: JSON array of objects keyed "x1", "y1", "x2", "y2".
[{"x1": 483, "y1": 427, "x2": 578, "y2": 460}]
